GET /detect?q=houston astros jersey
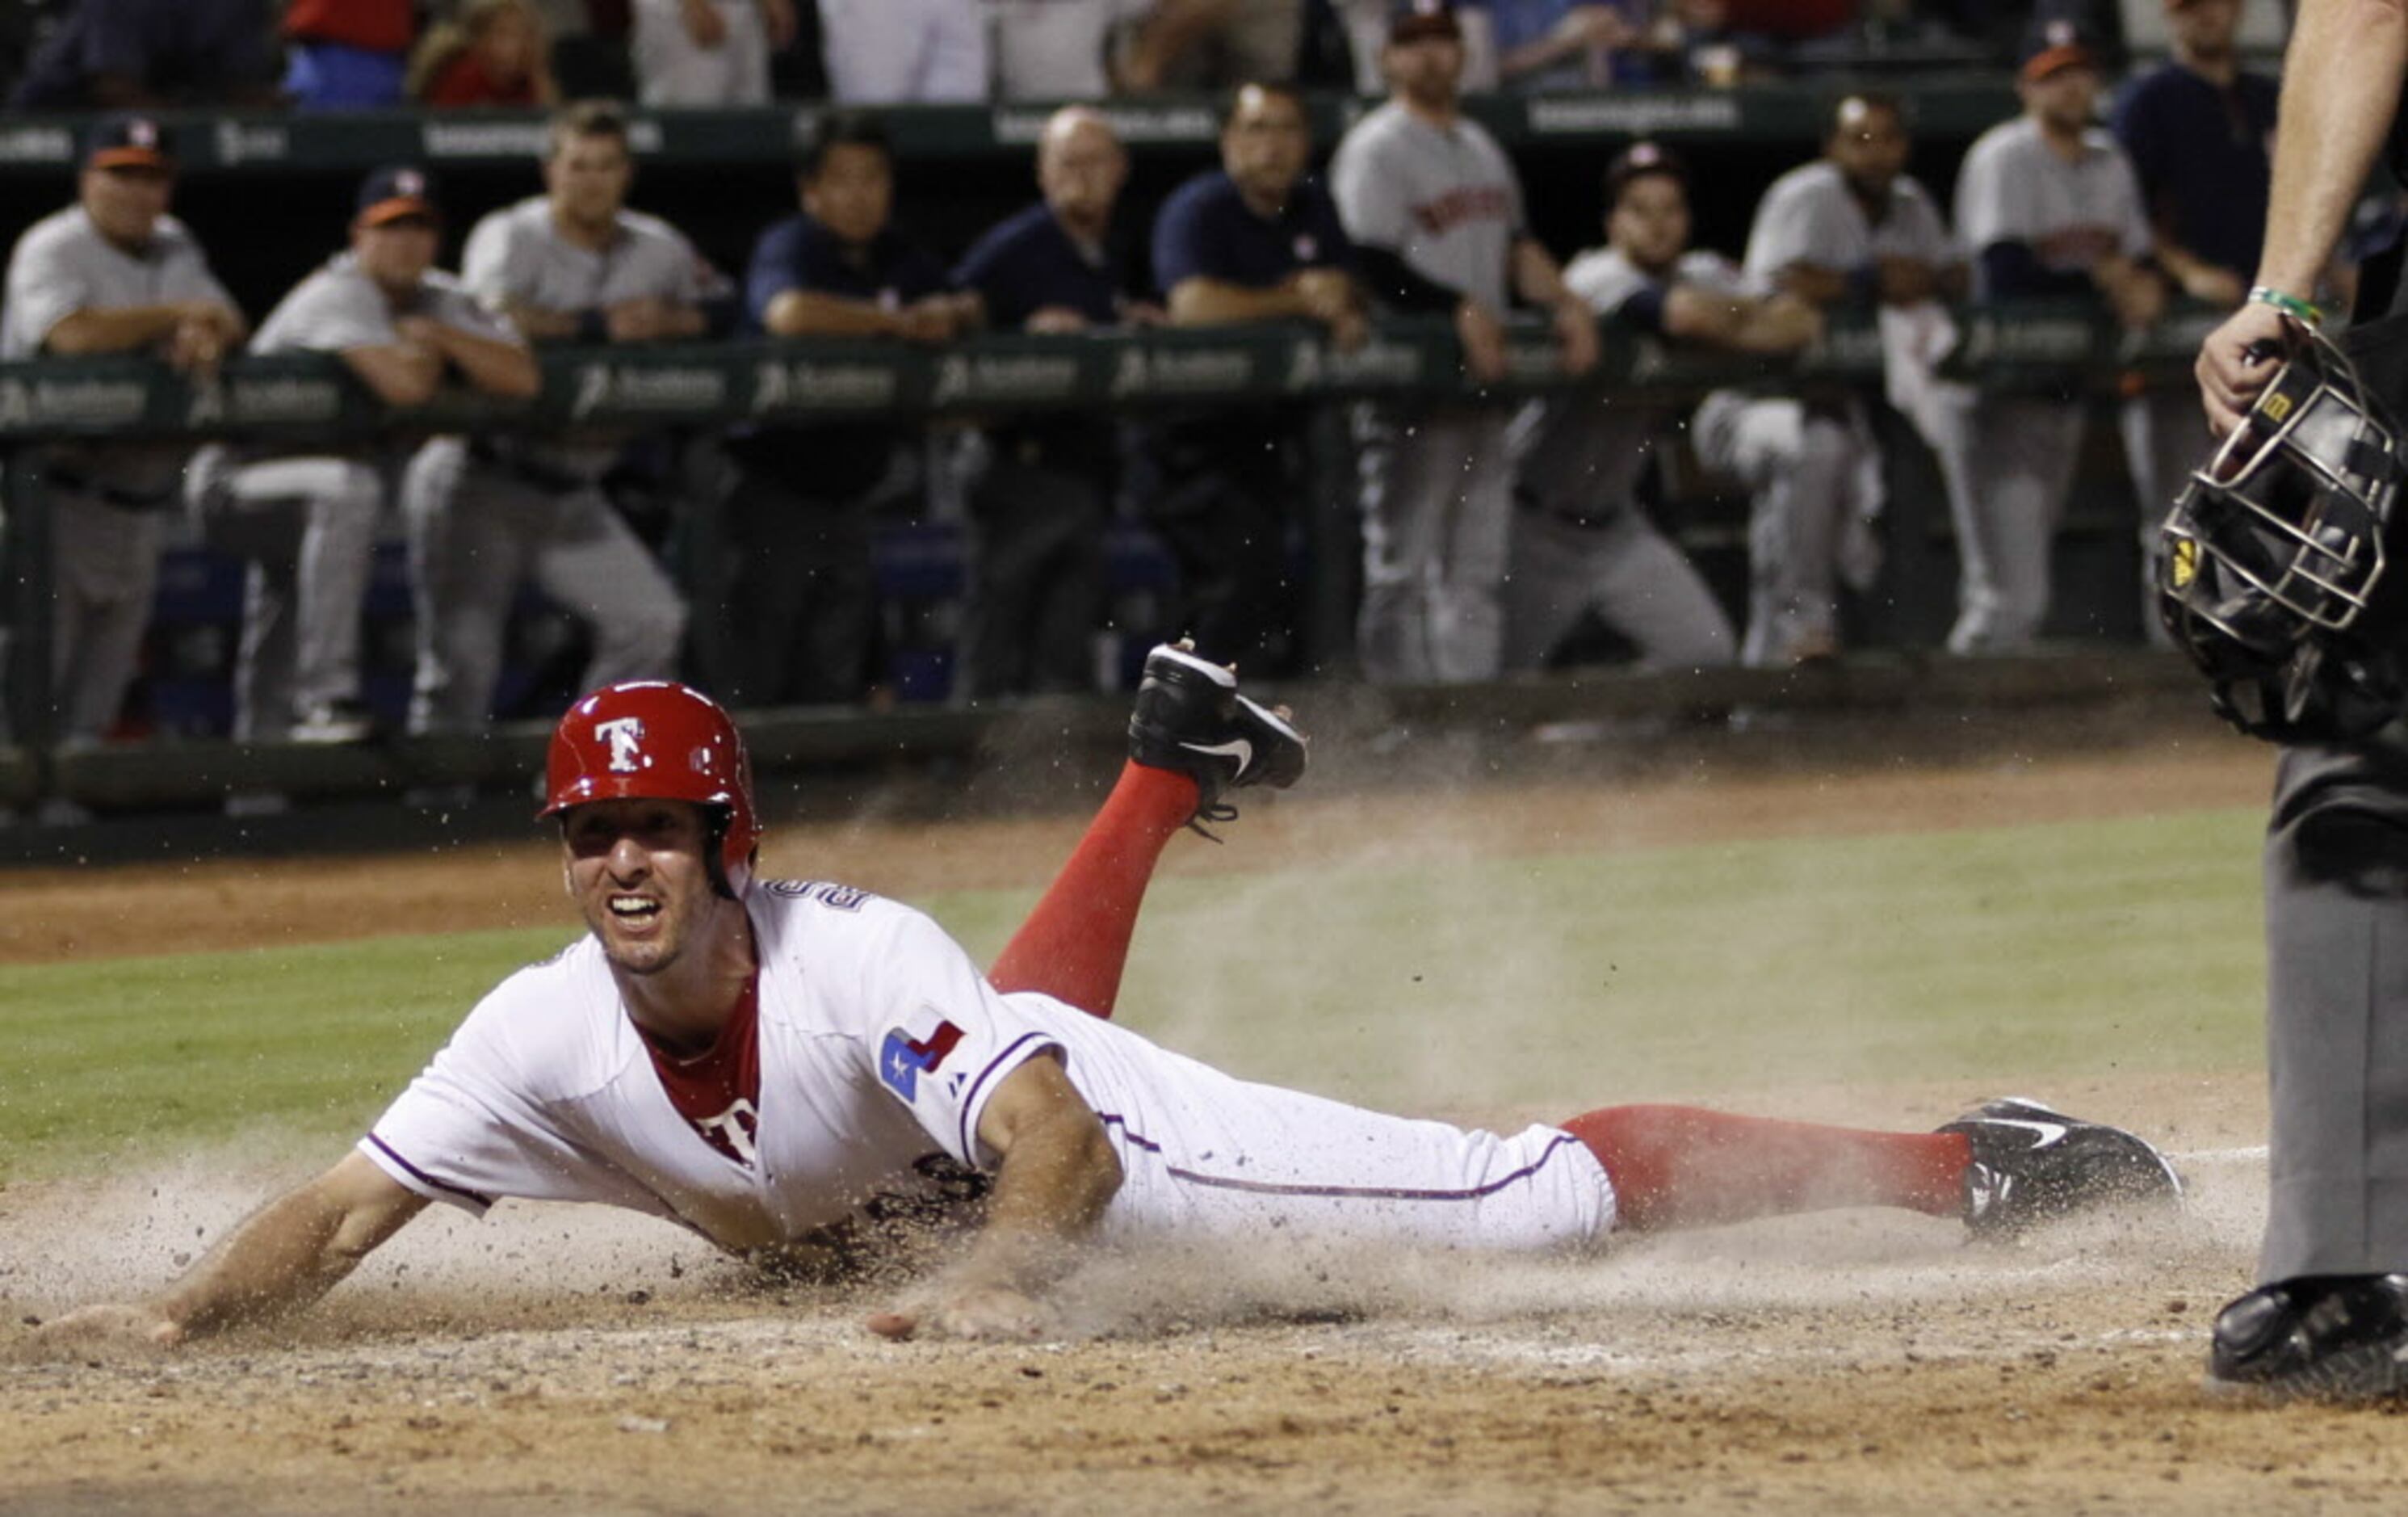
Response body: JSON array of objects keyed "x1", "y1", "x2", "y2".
[
  {"x1": 1741, "y1": 160, "x2": 1960, "y2": 287},
  {"x1": 363, "y1": 884, "x2": 1613, "y2": 1254},
  {"x1": 2, "y1": 204, "x2": 237, "y2": 491},
  {"x1": 1329, "y1": 100, "x2": 1523, "y2": 313},
  {"x1": 461, "y1": 195, "x2": 729, "y2": 477},
  {"x1": 251, "y1": 251, "x2": 508, "y2": 359},
  {"x1": 1514, "y1": 246, "x2": 1748, "y2": 523},
  {"x1": 1953, "y1": 116, "x2": 2150, "y2": 278}
]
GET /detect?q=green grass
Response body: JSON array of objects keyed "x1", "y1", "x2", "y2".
[{"x1": 0, "y1": 805, "x2": 2272, "y2": 1179}]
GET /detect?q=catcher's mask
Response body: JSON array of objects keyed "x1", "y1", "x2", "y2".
[
  {"x1": 2158, "y1": 321, "x2": 2408, "y2": 740},
  {"x1": 540, "y1": 680, "x2": 760, "y2": 898}
]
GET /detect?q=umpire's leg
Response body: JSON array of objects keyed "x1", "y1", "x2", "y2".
[{"x1": 2260, "y1": 728, "x2": 2408, "y2": 1280}]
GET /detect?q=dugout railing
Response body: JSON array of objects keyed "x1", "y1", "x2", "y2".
[{"x1": 0, "y1": 300, "x2": 2217, "y2": 817}]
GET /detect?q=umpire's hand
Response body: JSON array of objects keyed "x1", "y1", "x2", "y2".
[{"x1": 2197, "y1": 299, "x2": 2295, "y2": 438}]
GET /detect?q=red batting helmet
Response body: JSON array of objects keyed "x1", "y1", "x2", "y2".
[{"x1": 539, "y1": 681, "x2": 761, "y2": 895}]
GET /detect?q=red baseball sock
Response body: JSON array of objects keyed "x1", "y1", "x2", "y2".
[
  {"x1": 984, "y1": 762, "x2": 1199, "y2": 1019},
  {"x1": 1559, "y1": 1104, "x2": 1974, "y2": 1233}
]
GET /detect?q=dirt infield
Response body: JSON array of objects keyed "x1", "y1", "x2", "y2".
[{"x1": 16, "y1": 731, "x2": 2405, "y2": 1515}]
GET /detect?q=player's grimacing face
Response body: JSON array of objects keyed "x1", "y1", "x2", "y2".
[
  {"x1": 1221, "y1": 89, "x2": 1310, "y2": 199},
  {"x1": 1609, "y1": 174, "x2": 1690, "y2": 270},
  {"x1": 547, "y1": 132, "x2": 633, "y2": 225},
  {"x1": 802, "y1": 143, "x2": 894, "y2": 246},
  {"x1": 561, "y1": 798, "x2": 721, "y2": 976}
]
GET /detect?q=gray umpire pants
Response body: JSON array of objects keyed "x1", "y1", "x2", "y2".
[
  {"x1": 1503, "y1": 508, "x2": 1735, "y2": 673},
  {"x1": 45, "y1": 484, "x2": 168, "y2": 744},
  {"x1": 188, "y1": 448, "x2": 383, "y2": 742},
  {"x1": 2260, "y1": 729, "x2": 2408, "y2": 1280},
  {"x1": 401, "y1": 437, "x2": 686, "y2": 734},
  {"x1": 1353, "y1": 401, "x2": 1512, "y2": 684}
]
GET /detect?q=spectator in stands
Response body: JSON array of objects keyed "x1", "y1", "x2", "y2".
[
  {"x1": 0, "y1": 117, "x2": 246, "y2": 752},
  {"x1": 726, "y1": 110, "x2": 981, "y2": 708},
  {"x1": 991, "y1": 0, "x2": 1269, "y2": 101},
  {"x1": 1508, "y1": 143, "x2": 1773, "y2": 675},
  {"x1": 187, "y1": 168, "x2": 544, "y2": 749},
  {"x1": 412, "y1": 0, "x2": 562, "y2": 107},
  {"x1": 1626, "y1": 0, "x2": 1783, "y2": 86},
  {"x1": 1944, "y1": 19, "x2": 2163, "y2": 653},
  {"x1": 2111, "y1": 0, "x2": 2276, "y2": 632},
  {"x1": 1330, "y1": 0, "x2": 1598, "y2": 685},
  {"x1": 1147, "y1": 80, "x2": 1361, "y2": 674},
  {"x1": 950, "y1": 108, "x2": 1155, "y2": 701},
  {"x1": 1114, "y1": 0, "x2": 1305, "y2": 92},
  {"x1": 816, "y1": 0, "x2": 985, "y2": 103},
  {"x1": 283, "y1": 0, "x2": 416, "y2": 110},
  {"x1": 1482, "y1": 0, "x2": 1642, "y2": 93},
  {"x1": 9, "y1": 0, "x2": 280, "y2": 110},
  {"x1": 631, "y1": 0, "x2": 794, "y2": 105},
  {"x1": 1705, "y1": 91, "x2": 1966, "y2": 666}
]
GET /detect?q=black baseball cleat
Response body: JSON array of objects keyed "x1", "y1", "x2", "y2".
[
  {"x1": 1127, "y1": 641, "x2": 1307, "y2": 834},
  {"x1": 2207, "y1": 1275, "x2": 2408, "y2": 1404},
  {"x1": 1938, "y1": 1096, "x2": 2184, "y2": 1239}
]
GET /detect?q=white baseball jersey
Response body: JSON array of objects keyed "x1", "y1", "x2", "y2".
[
  {"x1": 629, "y1": 0, "x2": 770, "y2": 105},
  {"x1": 3, "y1": 204, "x2": 237, "y2": 493},
  {"x1": 1330, "y1": 100, "x2": 1524, "y2": 313},
  {"x1": 816, "y1": 0, "x2": 989, "y2": 103},
  {"x1": 1953, "y1": 116, "x2": 2150, "y2": 275},
  {"x1": 363, "y1": 883, "x2": 1613, "y2": 1254},
  {"x1": 1742, "y1": 159, "x2": 1960, "y2": 286},
  {"x1": 251, "y1": 251, "x2": 510, "y2": 359},
  {"x1": 463, "y1": 195, "x2": 730, "y2": 476}
]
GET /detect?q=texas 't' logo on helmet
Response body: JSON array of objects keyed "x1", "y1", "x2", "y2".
[{"x1": 595, "y1": 716, "x2": 645, "y2": 773}]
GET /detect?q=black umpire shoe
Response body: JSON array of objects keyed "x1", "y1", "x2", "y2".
[
  {"x1": 1127, "y1": 641, "x2": 1307, "y2": 834},
  {"x1": 1938, "y1": 1096, "x2": 2184, "y2": 1239},
  {"x1": 2208, "y1": 1275, "x2": 2408, "y2": 1404}
]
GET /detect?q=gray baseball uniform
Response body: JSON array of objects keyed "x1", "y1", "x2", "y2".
[
  {"x1": 2, "y1": 204, "x2": 234, "y2": 743},
  {"x1": 186, "y1": 253, "x2": 493, "y2": 740},
  {"x1": 1330, "y1": 100, "x2": 1524, "y2": 684},
  {"x1": 398, "y1": 198, "x2": 700, "y2": 736},
  {"x1": 1703, "y1": 159, "x2": 1956, "y2": 666},
  {"x1": 1508, "y1": 244, "x2": 1736, "y2": 672},
  {"x1": 1944, "y1": 115, "x2": 2153, "y2": 653},
  {"x1": 629, "y1": 0, "x2": 770, "y2": 105}
]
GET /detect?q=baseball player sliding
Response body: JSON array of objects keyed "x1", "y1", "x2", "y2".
[{"x1": 34, "y1": 649, "x2": 2179, "y2": 1349}]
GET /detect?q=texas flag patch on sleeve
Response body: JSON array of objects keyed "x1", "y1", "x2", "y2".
[{"x1": 878, "y1": 1017, "x2": 965, "y2": 1102}]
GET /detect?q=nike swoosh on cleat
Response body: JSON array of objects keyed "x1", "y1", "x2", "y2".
[
  {"x1": 1980, "y1": 1117, "x2": 2070, "y2": 1148},
  {"x1": 1180, "y1": 737, "x2": 1252, "y2": 771}
]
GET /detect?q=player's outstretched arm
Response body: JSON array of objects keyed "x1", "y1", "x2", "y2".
[
  {"x1": 30, "y1": 1150, "x2": 427, "y2": 1358},
  {"x1": 868, "y1": 1056, "x2": 1122, "y2": 1343}
]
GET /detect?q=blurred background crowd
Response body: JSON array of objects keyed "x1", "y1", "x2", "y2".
[{"x1": 0, "y1": 0, "x2": 2332, "y2": 823}]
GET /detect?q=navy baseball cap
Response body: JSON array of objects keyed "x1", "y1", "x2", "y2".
[
  {"x1": 82, "y1": 114, "x2": 171, "y2": 173},
  {"x1": 1387, "y1": 0, "x2": 1462, "y2": 45},
  {"x1": 2018, "y1": 17, "x2": 2100, "y2": 82},
  {"x1": 355, "y1": 165, "x2": 440, "y2": 228},
  {"x1": 1605, "y1": 141, "x2": 1689, "y2": 203}
]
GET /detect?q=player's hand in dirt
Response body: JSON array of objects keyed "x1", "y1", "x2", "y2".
[
  {"x1": 866, "y1": 1283, "x2": 1059, "y2": 1343},
  {"x1": 19, "y1": 1303, "x2": 183, "y2": 1361}
]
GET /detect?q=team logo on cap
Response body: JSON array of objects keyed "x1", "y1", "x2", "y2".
[
  {"x1": 596, "y1": 716, "x2": 645, "y2": 772},
  {"x1": 128, "y1": 120, "x2": 159, "y2": 149},
  {"x1": 394, "y1": 168, "x2": 426, "y2": 197},
  {"x1": 2043, "y1": 18, "x2": 2077, "y2": 48}
]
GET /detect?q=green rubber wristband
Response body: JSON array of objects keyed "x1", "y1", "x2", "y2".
[{"x1": 2247, "y1": 286, "x2": 2324, "y2": 328}]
